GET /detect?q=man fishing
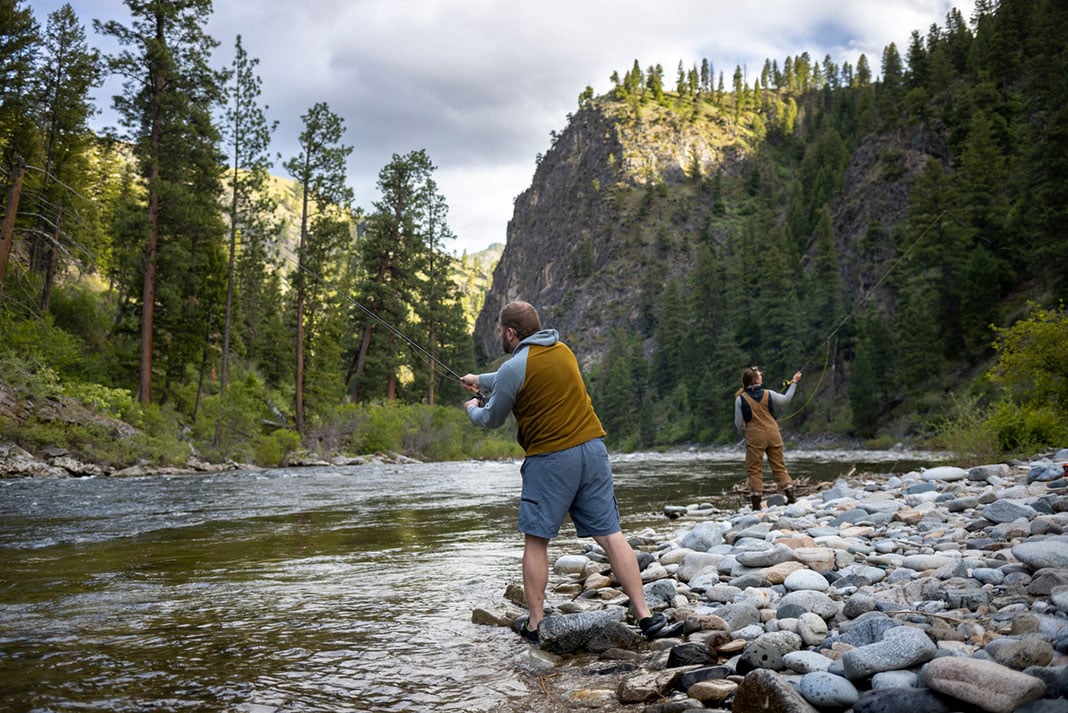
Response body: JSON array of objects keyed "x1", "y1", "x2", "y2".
[
  {"x1": 460, "y1": 300, "x2": 682, "y2": 644},
  {"x1": 735, "y1": 366, "x2": 801, "y2": 509}
]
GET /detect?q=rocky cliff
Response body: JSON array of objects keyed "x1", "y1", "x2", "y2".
[
  {"x1": 475, "y1": 100, "x2": 752, "y2": 369},
  {"x1": 474, "y1": 98, "x2": 936, "y2": 373}
]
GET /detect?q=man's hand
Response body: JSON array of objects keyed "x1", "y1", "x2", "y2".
[
  {"x1": 463, "y1": 397, "x2": 481, "y2": 409},
  {"x1": 460, "y1": 374, "x2": 480, "y2": 393}
]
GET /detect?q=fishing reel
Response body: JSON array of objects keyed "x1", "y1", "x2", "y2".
[{"x1": 782, "y1": 379, "x2": 793, "y2": 390}]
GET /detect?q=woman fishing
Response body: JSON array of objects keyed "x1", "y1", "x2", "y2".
[{"x1": 734, "y1": 366, "x2": 801, "y2": 510}]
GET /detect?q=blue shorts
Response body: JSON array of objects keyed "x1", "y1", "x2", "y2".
[{"x1": 518, "y1": 438, "x2": 621, "y2": 539}]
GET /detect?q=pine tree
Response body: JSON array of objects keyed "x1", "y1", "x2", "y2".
[
  {"x1": 1017, "y1": 0, "x2": 1068, "y2": 292},
  {"x1": 411, "y1": 159, "x2": 469, "y2": 406},
  {"x1": 283, "y1": 102, "x2": 353, "y2": 432},
  {"x1": 349, "y1": 150, "x2": 429, "y2": 404},
  {"x1": 596, "y1": 329, "x2": 640, "y2": 446},
  {"x1": 0, "y1": 0, "x2": 40, "y2": 291},
  {"x1": 651, "y1": 279, "x2": 686, "y2": 397},
  {"x1": 849, "y1": 310, "x2": 896, "y2": 435},
  {"x1": 28, "y1": 4, "x2": 101, "y2": 311},
  {"x1": 220, "y1": 34, "x2": 278, "y2": 395},
  {"x1": 877, "y1": 42, "x2": 905, "y2": 128},
  {"x1": 96, "y1": 0, "x2": 228, "y2": 406}
]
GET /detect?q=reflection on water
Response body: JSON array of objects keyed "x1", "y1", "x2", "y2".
[{"x1": 0, "y1": 449, "x2": 946, "y2": 711}]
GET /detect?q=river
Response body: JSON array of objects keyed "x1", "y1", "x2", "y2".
[{"x1": 0, "y1": 448, "x2": 947, "y2": 712}]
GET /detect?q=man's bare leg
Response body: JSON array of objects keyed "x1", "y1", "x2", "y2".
[
  {"x1": 523, "y1": 534, "x2": 549, "y2": 629},
  {"x1": 593, "y1": 531, "x2": 652, "y2": 620}
]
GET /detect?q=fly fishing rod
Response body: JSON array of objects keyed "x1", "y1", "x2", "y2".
[{"x1": 276, "y1": 247, "x2": 486, "y2": 404}]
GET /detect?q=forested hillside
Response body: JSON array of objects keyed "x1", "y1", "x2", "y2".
[
  {"x1": 1, "y1": 0, "x2": 1066, "y2": 469},
  {"x1": 476, "y1": 0, "x2": 1068, "y2": 455},
  {"x1": 0, "y1": 0, "x2": 512, "y2": 467}
]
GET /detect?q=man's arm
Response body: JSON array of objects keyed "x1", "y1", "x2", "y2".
[{"x1": 466, "y1": 364, "x2": 521, "y2": 429}]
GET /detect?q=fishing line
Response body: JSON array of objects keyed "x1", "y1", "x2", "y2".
[
  {"x1": 274, "y1": 245, "x2": 483, "y2": 400},
  {"x1": 779, "y1": 209, "x2": 948, "y2": 421}
]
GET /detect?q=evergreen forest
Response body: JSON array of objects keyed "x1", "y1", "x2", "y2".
[
  {"x1": 534, "y1": 0, "x2": 1068, "y2": 459},
  {"x1": 0, "y1": 0, "x2": 1066, "y2": 468}
]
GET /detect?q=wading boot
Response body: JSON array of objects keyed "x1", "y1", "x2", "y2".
[
  {"x1": 784, "y1": 487, "x2": 797, "y2": 504},
  {"x1": 750, "y1": 493, "x2": 762, "y2": 510}
]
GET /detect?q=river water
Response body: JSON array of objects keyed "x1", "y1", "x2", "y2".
[{"x1": 0, "y1": 448, "x2": 947, "y2": 712}]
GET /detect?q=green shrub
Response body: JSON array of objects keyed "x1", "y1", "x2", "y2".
[
  {"x1": 985, "y1": 401, "x2": 1068, "y2": 456},
  {"x1": 933, "y1": 392, "x2": 990, "y2": 461},
  {"x1": 989, "y1": 302, "x2": 1068, "y2": 411},
  {"x1": 191, "y1": 370, "x2": 276, "y2": 462},
  {"x1": 253, "y1": 428, "x2": 302, "y2": 467},
  {"x1": 0, "y1": 314, "x2": 83, "y2": 377},
  {"x1": 63, "y1": 381, "x2": 140, "y2": 422},
  {"x1": 360, "y1": 402, "x2": 408, "y2": 454}
]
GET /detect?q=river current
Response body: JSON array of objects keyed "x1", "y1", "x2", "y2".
[{"x1": 0, "y1": 449, "x2": 946, "y2": 712}]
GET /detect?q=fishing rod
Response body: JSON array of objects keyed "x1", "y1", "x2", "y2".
[
  {"x1": 276, "y1": 246, "x2": 486, "y2": 404},
  {"x1": 778, "y1": 209, "x2": 949, "y2": 421}
]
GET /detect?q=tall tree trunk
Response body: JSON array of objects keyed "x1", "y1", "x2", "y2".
[
  {"x1": 221, "y1": 160, "x2": 239, "y2": 395},
  {"x1": 351, "y1": 322, "x2": 373, "y2": 404},
  {"x1": 139, "y1": 17, "x2": 166, "y2": 407},
  {"x1": 0, "y1": 157, "x2": 26, "y2": 295},
  {"x1": 40, "y1": 207, "x2": 62, "y2": 313},
  {"x1": 140, "y1": 178, "x2": 159, "y2": 405},
  {"x1": 294, "y1": 160, "x2": 310, "y2": 434},
  {"x1": 427, "y1": 322, "x2": 436, "y2": 406}
]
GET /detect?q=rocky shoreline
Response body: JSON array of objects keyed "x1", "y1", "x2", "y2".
[
  {"x1": 0, "y1": 441, "x2": 421, "y2": 478},
  {"x1": 474, "y1": 450, "x2": 1068, "y2": 712}
]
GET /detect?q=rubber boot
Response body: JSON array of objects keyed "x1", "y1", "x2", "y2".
[
  {"x1": 784, "y1": 487, "x2": 797, "y2": 504},
  {"x1": 750, "y1": 493, "x2": 762, "y2": 510}
]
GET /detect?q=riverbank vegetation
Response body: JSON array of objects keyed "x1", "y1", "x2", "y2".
[{"x1": 0, "y1": 1, "x2": 1065, "y2": 469}]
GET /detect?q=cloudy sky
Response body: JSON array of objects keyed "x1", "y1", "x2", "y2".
[{"x1": 31, "y1": 0, "x2": 975, "y2": 255}]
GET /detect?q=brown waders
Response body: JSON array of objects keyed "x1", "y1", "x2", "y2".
[{"x1": 741, "y1": 390, "x2": 795, "y2": 509}]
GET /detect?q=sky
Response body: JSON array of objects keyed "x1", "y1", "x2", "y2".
[{"x1": 30, "y1": 0, "x2": 976, "y2": 256}]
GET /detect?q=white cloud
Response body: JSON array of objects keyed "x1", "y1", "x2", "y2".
[{"x1": 31, "y1": 0, "x2": 975, "y2": 254}]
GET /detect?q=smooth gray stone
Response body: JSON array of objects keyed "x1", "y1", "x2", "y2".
[
  {"x1": 983, "y1": 499, "x2": 1040, "y2": 523},
  {"x1": 642, "y1": 578, "x2": 679, "y2": 608},
  {"x1": 853, "y1": 687, "x2": 952, "y2": 713},
  {"x1": 870, "y1": 669, "x2": 920, "y2": 689},
  {"x1": 901, "y1": 554, "x2": 954, "y2": 571},
  {"x1": 676, "y1": 552, "x2": 722, "y2": 582},
  {"x1": 1013, "y1": 536, "x2": 1068, "y2": 569},
  {"x1": 680, "y1": 521, "x2": 727, "y2": 551},
  {"x1": 836, "y1": 612, "x2": 903, "y2": 647},
  {"x1": 842, "y1": 626, "x2": 937, "y2": 680},
  {"x1": 711, "y1": 603, "x2": 761, "y2": 631},
  {"x1": 736, "y1": 543, "x2": 796, "y2": 568},
  {"x1": 1028, "y1": 464, "x2": 1065, "y2": 483},
  {"x1": 538, "y1": 608, "x2": 627, "y2": 654},
  {"x1": 1021, "y1": 663, "x2": 1068, "y2": 698},
  {"x1": 777, "y1": 589, "x2": 838, "y2": 620},
  {"x1": 830, "y1": 508, "x2": 873, "y2": 526},
  {"x1": 969, "y1": 463, "x2": 1011, "y2": 481},
  {"x1": 990, "y1": 638, "x2": 1055, "y2": 669},
  {"x1": 798, "y1": 671, "x2": 859, "y2": 708},
  {"x1": 783, "y1": 650, "x2": 834, "y2": 674},
  {"x1": 843, "y1": 593, "x2": 878, "y2": 619}
]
